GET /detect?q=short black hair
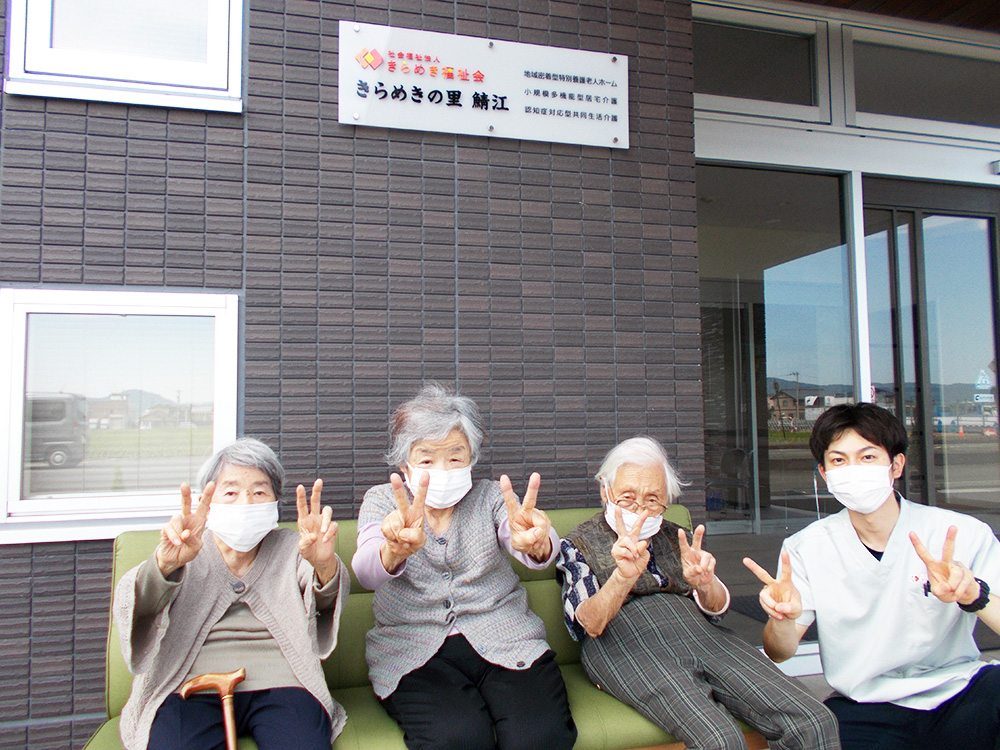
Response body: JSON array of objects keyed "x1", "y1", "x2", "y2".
[{"x1": 809, "y1": 403, "x2": 908, "y2": 465}]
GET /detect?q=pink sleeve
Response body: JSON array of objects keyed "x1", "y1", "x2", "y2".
[
  {"x1": 497, "y1": 518, "x2": 560, "y2": 569},
  {"x1": 351, "y1": 522, "x2": 405, "y2": 590}
]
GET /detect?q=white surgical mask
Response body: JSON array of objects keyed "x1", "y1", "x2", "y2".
[
  {"x1": 406, "y1": 464, "x2": 473, "y2": 509},
  {"x1": 824, "y1": 464, "x2": 895, "y2": 515},
  {"x1": 207, "y1": 501, "x2": 278, "y2": 552},
  {"x1": 603, "y1": 483, "x2": 663, "y2": 540}
]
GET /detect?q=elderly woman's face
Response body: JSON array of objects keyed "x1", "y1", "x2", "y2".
[
  {"x1": 404, "y1": 428, "x2": 471, "y2": 474},
  {"x1": 603, "y1": 463, "x2": 669, "y2": 516},
  {"x1": 213, "y1": 464, "x2": 276, "y2": 505}
]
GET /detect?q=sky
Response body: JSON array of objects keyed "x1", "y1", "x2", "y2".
[
  {"x1": 764, "y1": 215, "x2": 995, "y2": 389},
  {"x1": 24, "y1": 313, "x2": 215, "y2": 403}
]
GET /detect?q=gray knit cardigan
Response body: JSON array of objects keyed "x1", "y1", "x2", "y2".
[
  {"x1": 357, "y1": 478, "x2": 551, "y2": 698},
  {"x1": 113, "y1": 529, "x2": 349, "y2": 750}
]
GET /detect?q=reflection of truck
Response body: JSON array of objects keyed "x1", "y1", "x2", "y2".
[{"x1": 24, "y1": 393, "x2": 88, "y2": 467}]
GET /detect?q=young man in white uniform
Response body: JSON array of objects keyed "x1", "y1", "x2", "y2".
[{"x1": 744, "y1": 403, "x2": 1000, "y2": 750}]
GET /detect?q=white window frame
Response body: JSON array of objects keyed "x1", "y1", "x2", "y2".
[
  {"x1": 693, "y1": 3, "x2": 831, "y2": 125},
  {"x1": 844, "y1": 25, "x2": 1000, "y2": 143},
  {"x1": 0, "y1": 289, "x2": 239, "y2": 544},
  {"x1": 3, "y1": 0, "x2": 243, "y2": 112}
]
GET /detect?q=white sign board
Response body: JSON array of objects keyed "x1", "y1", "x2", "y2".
[{"x1": 339, "y1": 21, "x2": 629, "y2": 149}]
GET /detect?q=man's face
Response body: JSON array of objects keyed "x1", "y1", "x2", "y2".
[{"x1": 818, "y1": 428, "x2": 904, "y2": 482}]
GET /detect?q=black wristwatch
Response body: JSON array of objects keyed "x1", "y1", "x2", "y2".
[{"x1": 958, "y1": 577, "x2": 991, "y2": 613}]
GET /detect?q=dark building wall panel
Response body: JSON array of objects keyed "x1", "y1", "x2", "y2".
[{"x1": 0, "y1": 2, "x2": 699, "y2": 747}]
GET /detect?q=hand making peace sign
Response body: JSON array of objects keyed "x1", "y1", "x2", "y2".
[
  {"x1": 910, "y1": 525, "x2": 980, "y2": 605},
  {"x1": 611, "y1": 504, "x2": 651, "y2": 580},
  {"x1": 380, "y1": 471, "x2": 428, "y2": 571},
  {"x1": 501, "y1": 472, "x2": 553, "y2": 560},
  {"x1": 155, "y1": 482, "x2": 214, "y2": 578},
  {"x1": 743, "y1": 551, "x2": 803, "y2": 621},
  {"x1": 678, "y1": 525, "x2": 716, "y2": 589},
  {"x1": 297, "y1": 479, "x2": 339, "y2": 585}
]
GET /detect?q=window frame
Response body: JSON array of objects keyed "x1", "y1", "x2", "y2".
[
  {"x1": 3, "y1": 0, "x2": 244, "y2": 112},
  {"x1": 693, "y1": 3, "x2": 831, "y2": 125},
  {"x1": 844, "y1": 25, "x2": 1000, "y2": 142},
  {"x1": 0, "y1": 288, "x2": 240, "y2": 544}
]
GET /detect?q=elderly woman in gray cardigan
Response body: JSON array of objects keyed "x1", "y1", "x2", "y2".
[
  {"x1": 351, "y1": 383, "x2": 577, "y2": 750},
  {"x1": 113, "y1": 438, "x2": 349, "y2": 750}
]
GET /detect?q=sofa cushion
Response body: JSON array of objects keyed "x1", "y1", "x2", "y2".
[{"x1": 92, "y1": 504, "x2": 714, "y2": 750}]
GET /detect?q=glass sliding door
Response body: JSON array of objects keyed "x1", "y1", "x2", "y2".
[
  {"x1": 864, "y1": 179, "x2": 1000, "y2": 524},
  {"x1": 863, "y1": 208, "x2": 926, "y2": 503},
  {"x1": 698, "y1": 165, "x2": 853, "y2": 532},
  {"x1": 922, "y1": 216, "x2": 1000, "y2": 513}
]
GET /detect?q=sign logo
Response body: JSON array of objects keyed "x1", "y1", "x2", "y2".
[{"x1": 356, "y1": 48, "x2": 384, "y2": 70}]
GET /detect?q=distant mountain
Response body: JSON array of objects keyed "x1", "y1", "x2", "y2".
[{"x1": 767, "y1": 377, "x2": 994, "y2": 405}]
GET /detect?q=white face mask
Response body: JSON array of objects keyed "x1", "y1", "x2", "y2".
[
  {"x1": 824, "y1": 464, "x2": 895, "y2": 515},
  {"x1": 603, "y1": 483, "x2": 663, "y2": 540},
  {"x1": 405, "y1": 464, "x2": 473, "y2": 509},
  {"x1": 207, "y1": 501, "x2": 278, "y2": 552}
]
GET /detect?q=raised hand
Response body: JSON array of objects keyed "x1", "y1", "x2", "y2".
[
  {"x1": 910, "y1": 526, "x2": 979, "y2": 605},
  {"x1": 611, "y1": 504, "x2": 651, "y2": 580},
  {"x1": 297, "y1": 479, "x2": 339, "y2": 585},
  {"x1": 156, "y1": 482, "x2": 214, "y2": 578},
  {"x1": 380, "y1": 472, "x2": 428, "y2": 571},
  {"x1": 678, "y1": 525, "x2": 716, "y2": 589},
  {"x1": 501, "y1": 472, "x2": 553, "y2": 560},
  {"x1": 744, "y1": 551, "x2": 802, "y2": 621}
]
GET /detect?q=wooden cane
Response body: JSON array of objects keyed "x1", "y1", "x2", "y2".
[{"x1": 179, "y1": 668, "x2": 246, "y2": 750}]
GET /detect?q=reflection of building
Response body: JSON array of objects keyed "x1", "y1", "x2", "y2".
[
  {"x1": 139, "y1": 402, "x2": 213, "y2": 429},
  {"x1": 86, "y1": 393, "x2": 136, "y2": 430},
  {"x1": 139, "y1": 403, "x2": 180, "y2": 429},
  {"x1": 768, "y1": 390, "x2": 800, "y2": 421}
]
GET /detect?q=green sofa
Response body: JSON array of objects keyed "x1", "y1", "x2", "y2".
[{"x1": 85, "y1": 506, "x2": 766, "y2": 750}]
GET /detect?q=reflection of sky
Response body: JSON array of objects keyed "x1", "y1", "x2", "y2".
[
  {"x1": 922, "y1": 216, "x2": 993, "y2": 385},
  {"x1": 867, "y1": 215, "x2": 993, "y2": 386},
  {"x1": 24, "y1": 314, "x2": 215, "y2": 402},
  {"x1": 51, "y1": 0, "x2": 208, "y2": 61},
  {"x1": 764, "y1": 244, "x2": 852, "y2": 386}
]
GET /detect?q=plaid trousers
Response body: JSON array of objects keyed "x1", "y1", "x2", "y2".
[{"x1": 582, "y1": 594, "x2": 840, "y2": 750}]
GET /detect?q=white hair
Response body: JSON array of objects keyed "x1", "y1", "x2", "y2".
[
  {"x1": 595, "y1": 436, "x2": 684, "y2": 502},
  {"x1": 386, "y1": 382, "x2": 484, "y2": 468},
  {"x1": 197, "y1": 437, "x2": 285, "y2": 496}
]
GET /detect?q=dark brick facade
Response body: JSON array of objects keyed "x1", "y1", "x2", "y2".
[{"x1": 0, "y1": 1, "x2": 700, "y2": 746}]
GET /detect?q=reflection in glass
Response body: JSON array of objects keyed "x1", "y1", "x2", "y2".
[
  {"x1": 921, "y1": 216, "x2": 1000, "y2": 512},
  {"x1": 51, "y1": 0, "x2": 209, "y2": 61},
  {"x1": 694, "y1": 21, "x2": 815, "y2": 105},
  {"x1": 698, "y1": 165, "x2": 852, "y2": 530},
  {"x1": 863, "y1": 209, "x2": 924, "y2": 502},
  {"x1": 21, "y1": 314, "x2": 215, "y2": 500},
  {"x1": 854, "y1": 42, "x2": 1000, "y2": 129}
]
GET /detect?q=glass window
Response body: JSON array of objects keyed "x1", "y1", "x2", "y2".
[
  {"x1": 0, "y1": 289, "x2": 239, "y2": 542},
  {"x1": 694, "y1": 21, "x2": 815, "y2": 105},
  {"x1": 852, "y1": 37, "x2": 1000, "y2": 129},
  {"x1": 921, "y1": 216, "x2": 1000, "y2": 512},
  {"x1": 699, "y1": 165, "x2": 852, "y2": 532},
  {"x1": 863, "y1": 209, "x2": 925, "y2": 502},
  {"x1": 4, "y1": 0, "x2": 242, "y2": 111}
]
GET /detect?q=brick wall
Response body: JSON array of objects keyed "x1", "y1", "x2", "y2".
[{"x1": 0, "y1": 1, "x2": 700, "y2": 747}]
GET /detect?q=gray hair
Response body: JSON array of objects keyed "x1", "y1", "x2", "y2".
[
  {"x1": 387, "y1": 382, "x2": 484, "y2": 468},
  {"x1": 595, "y1": 436, "x2": 684, "y2": 503},
  {"x1": 196, "y1": 437, "x2": 285, "y2": 496}
]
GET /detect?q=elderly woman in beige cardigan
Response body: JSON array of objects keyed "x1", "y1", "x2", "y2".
[{"x1": 113, "y1": 438, "x2": 349, "y2": 750}]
